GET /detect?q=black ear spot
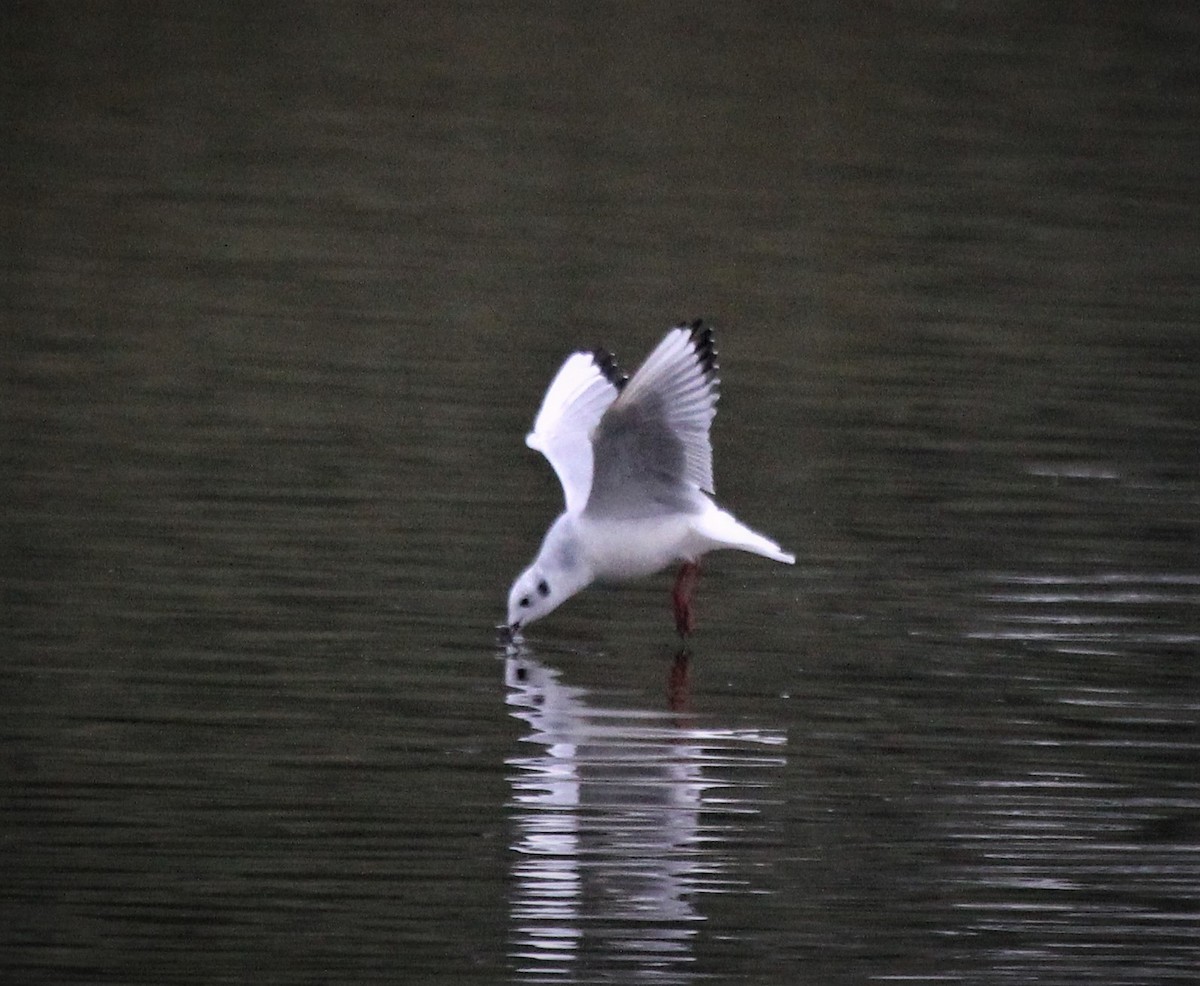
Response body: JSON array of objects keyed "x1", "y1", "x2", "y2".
[
  {"x1": 519, "y1": 596, "x2": 531, "y2": 608},
  {"x1": 537, "y1": 579, "x2": 550, "y2": 597}
]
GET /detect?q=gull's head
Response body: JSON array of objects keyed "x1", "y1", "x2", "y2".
[
  {"x1": 506, "y1": 563, "x2": 566, "y2": 634},
  {"x1": 504, "y1": 514, "x2": 589, "y2": 636}
]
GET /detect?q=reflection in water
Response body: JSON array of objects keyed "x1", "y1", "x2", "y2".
[{"x1": 504, "y1": 654, "x2": 786, "y2": 983}]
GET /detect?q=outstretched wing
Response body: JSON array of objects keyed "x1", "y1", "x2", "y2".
[
  {"x1": 525, "y1": 348, "x2": 627, "y2": 514},
  {"x1": 585, "y1": 320, "x2": 719, "y2": 519}
]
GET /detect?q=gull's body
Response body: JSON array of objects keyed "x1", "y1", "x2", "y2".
[{"x1": 505, "y1": 320, "x2": 794, "y2": 637}]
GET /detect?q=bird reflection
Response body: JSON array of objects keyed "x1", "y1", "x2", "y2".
[
  {"x1": 505, "y1": 652, "x2": 786, "y2": 983},
  {"x1": 668, "y1": 648, "x2": 691, "y2": 711}
]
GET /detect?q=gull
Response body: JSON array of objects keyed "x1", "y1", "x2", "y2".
[{"x1": 504, "y1": 320, "x2": 795, "y2": 639}]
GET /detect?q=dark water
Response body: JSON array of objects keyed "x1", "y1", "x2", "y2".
[{"x1": 5, "y1": 3, "x2": 1199, "y2": 984}]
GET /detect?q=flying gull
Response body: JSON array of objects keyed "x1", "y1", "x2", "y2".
[{"x1": 504, "y1": 320, "x2": 794, "y2": 639}]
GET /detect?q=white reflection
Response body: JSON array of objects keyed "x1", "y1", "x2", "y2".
[{"x1": 505, "y1": 653, "x2": 786, "y2": 984}]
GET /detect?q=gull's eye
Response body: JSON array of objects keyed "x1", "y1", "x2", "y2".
[
  {"x1": 537, "y1": 580, "x2": 550, "y2": 597},
  {"x1": 519, "y1": 596, "x2": 531, "y2": 608}
]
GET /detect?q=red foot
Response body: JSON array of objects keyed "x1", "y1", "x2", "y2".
[{"x1": 671, "y1": 561, "x2": 702, "y2": 637}]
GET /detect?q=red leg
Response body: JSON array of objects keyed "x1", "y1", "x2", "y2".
[{"x1": 671, "y1": 560, "x2": 702, "y2": 637}]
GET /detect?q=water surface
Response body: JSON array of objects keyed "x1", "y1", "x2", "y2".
[{"x1": 5, "y1": 3, "x2": 1199, "y2": 984}]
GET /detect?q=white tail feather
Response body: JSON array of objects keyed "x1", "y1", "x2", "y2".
[{"x1": 695, "y1": 506, "x2": 795, "y2": 564}]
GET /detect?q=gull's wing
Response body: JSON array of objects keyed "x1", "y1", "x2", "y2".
[
  {"x1": 585, "y1": 320, "x2": 719, "y2": 519},
  {"x1": 525, "y1": 349, "x2": 627, "y2": 514}
]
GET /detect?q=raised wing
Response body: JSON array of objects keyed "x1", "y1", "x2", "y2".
[
  {"x1": 585, "y1": 320, "x2": 720, "y2": 519},
  {"x1": 525, "y1": 349, "x2": 627, "y2": 514}
]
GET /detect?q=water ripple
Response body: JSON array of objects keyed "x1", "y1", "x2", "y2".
[{"x1": 504, "y1": 654, "x2": 786, "y2": 983}]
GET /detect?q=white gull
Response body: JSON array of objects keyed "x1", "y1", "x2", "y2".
[{"x1": 504, "y1": 320, "x2": 794, "y2": 638}]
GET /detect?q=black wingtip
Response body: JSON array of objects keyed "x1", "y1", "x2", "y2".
[
  {"x1": 591, "y1": 348, "x2": 628, "y2": 391},
  {"x1": 675, "y1": 318, "x2": 718, "y2": 380}
]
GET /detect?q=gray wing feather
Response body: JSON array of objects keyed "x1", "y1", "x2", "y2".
[{"x1": 584, "y1": 321, "x2": 719, "y2": 520}]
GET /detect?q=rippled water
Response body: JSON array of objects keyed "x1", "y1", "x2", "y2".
[
  {"x1": 6, "y1": 3, "x2": 1199, "y2": 985},
  {"x1": 506, "y1": 652, "x2": 786, "y2": 983}
]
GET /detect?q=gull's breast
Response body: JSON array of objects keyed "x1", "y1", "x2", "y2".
[{"x1": 576, "y1": 513, "x2": 701, "y2": 581}]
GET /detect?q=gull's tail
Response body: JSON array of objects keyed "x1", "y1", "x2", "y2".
[{"x1": 696, "y1": 506, "x2": 796, "y2": 565}]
